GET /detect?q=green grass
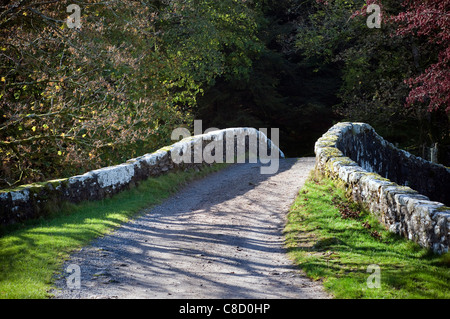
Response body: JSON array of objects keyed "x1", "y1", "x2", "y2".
[
  {"x1": 0, "y1": 164, "x2": 227, "y2": 299},
  {"x1": 285, "y1": 171, "x2": 450, "y2": 299}
]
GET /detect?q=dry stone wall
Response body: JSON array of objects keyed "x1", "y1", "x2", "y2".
[
  {"x1": 0, "y1": 128, "x2": 283, "y2": 226},
  {"x1": 315, "y1": 122, "x2": 450, "y2": 254}
]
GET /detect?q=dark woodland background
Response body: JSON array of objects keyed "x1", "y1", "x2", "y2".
[{"x1": 1, "y1": 0, "x2": 449, "y2": 189}]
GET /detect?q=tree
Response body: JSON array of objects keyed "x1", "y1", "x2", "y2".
[
  {"x1": 0, "y1": 0, "x2": 269, "y2": 188},
  {"x1": 392, "y1": 0, "x2": 450, "y2": 114},
  {"x1": 196, "y1": 0, "x2": 340, "y2": 156},
  {"x1": 0, "y1": 1, "x2": 175, "y2": 187},
  {"x1": 295, "y1": 0, "x2": 449, "y2": 161},
  {"x1": 350, "y1": 0, "x2": 450, "y2": 160}
]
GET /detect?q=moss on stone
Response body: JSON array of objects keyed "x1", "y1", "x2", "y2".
[
  {"x1": 46, "y1": 178, "x2": 69, "y2": 188},
  {"x1": 329, "y1": 157, "x2": 355, "y2": 167},
  {"x1": 317, "y1": 134, "x2": 340, "y2": 147},
  {"x1": 0, "y1": 183, "x2": 44, "y2": 195},
  {"x1": 359, "y1": 172, "x2": 391, "y2": 183},
  {"x1": 319, "y1": 147, "x2": 342, "y2": 159},
  {"x1": 434, "y1": 205, "x2": 450, "y2": 213},
  {"x1": 156, "y1": 146, "x2": 174, "y2": 153},
  {"x1": 0, "y1": 177, "x2": 70, "y2": 197}
]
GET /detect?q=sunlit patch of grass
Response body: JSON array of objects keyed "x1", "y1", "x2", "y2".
[
  {"x1": 0, "y1": 164, "x2": 227, "y2": 299},
  {"x1": 285, "y1": 170, "x2": 450, "y2": 299}
]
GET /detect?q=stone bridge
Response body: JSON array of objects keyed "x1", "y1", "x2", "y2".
[
  {"x1": 315, "y1": 122, "x2": 450, "y2": 254},
  {"x1": 0, "y1": 128, "x2": 282, "y2": 225},
  {"x1": 1, "y1": 123, "x2": 449, "y2": 254}
]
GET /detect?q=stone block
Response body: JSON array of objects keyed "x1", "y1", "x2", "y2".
[{"x1": 315, "y1": 122, "x2": 450, "y2": 254}]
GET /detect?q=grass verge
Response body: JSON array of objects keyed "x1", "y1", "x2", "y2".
[
  {"x1": 285, "y1": 170, "x2": 450, "y2": 299},
  {"x1": 0, "y1": 164, "x2": 228, "y2": 299}
]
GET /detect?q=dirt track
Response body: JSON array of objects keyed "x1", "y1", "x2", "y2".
[{"x1": 52, "y1": 158, "x2": 330, "y2": 299}]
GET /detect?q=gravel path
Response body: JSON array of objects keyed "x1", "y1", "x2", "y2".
[{"x1": 52, "y1": 158, "x2": 330, "y2": 299}]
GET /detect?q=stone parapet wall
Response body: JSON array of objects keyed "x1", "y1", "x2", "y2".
[
  {"x1": 0, "y1": 128, "x2": 282, "y2": 226},
  {"x1": 315, "y1": 122, "x2": 450, "y2": 254}
]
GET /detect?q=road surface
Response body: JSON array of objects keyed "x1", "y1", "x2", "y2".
[{"x1": 52, "y1": 158, "x2": 330, "y2": 299}]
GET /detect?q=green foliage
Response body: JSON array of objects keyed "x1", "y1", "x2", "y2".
[
  {"x1": 155, "y1": 0, "x2": 264, "y2": 105},
  {"x1": 196, "y1": 0, "x2": 340, "y2": 157},
  {"x1": 0, "y1": 0, "x2": 264, "y2": 188},
  {"x1": 294, "y1": 0, "x2": 450, "y2": 160},
  {"x1": 4, "y1": 0, "x2": 447, "y2": 186}
]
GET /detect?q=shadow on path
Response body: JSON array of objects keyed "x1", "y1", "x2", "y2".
[{"x1": 53, "y1": 158, "x2": 330, "y2": 299}]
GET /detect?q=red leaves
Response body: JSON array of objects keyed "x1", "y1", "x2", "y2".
[
  {"x1": 393, "y1": 0, "x2": 450, "y2": 44},
  {"x1": 350, "y1": 0, "x2": 384, "y2": 20},
  {"x1": 392, "y1": 0, "x2": 450, "y2": 113},
  {"x1": 350, "y1": 0, "x2": 450, "y2": 113},
  {"x1": 333, "y1": 197, "x2": 383, "y2": 241},
  {"x1": 332, "y1": 197, "x2": 361, "y2": 220},
  {"x1": 370, "y1": 230, "x2": 383, "y2": 240},
  {"x1": 405, "y1": 56, "x2": 450, "y2": 113}
]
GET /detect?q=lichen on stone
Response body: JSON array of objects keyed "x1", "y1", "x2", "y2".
[{"x1": 314, "y1": 122, "x2": 450, "y2": 254}]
